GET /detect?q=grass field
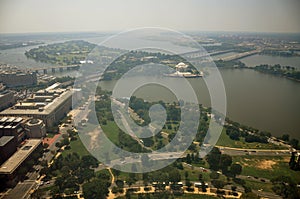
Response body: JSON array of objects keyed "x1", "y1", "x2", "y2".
[
  {"x1": 216, "y1": 130, "x2": 286, "y2": 149},
  {"x1": 101, "y1": 121, "x2": 120, "y2": 145},
  {"x1": 180, "y1": 165, "x2": 211, "y2": 182},
  {"x1": 244, "y1": 179, "x2": 273, "y2": 192},
  {"x1": 232, "y1": 155, "x2": 300, "y2": 183},
  {"x1": 62, "y1": 135, "x2": 91, "y2": 157}
]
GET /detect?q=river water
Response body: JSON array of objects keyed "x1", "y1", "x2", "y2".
[
  {"x1": 240, "y1": 54, "x2": 300, "y2": 69},
  {"x1": 0, "y1": 34, "x2": 299, "y2": 139},
  {"x1": 99, "y1": 69, "x2": 300, "y2": 139}
]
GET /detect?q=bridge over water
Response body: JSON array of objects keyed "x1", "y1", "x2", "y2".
[
  {"x1": 220, "y1": 49, "x2": 261, "y2": 61},
  {"x1": 180, "y1": 49, "x2": 261, "y2": 62},
  {"x1": 32, "y1": 64, "x2": 80, "y2": 74},
  {"x1": 180, "y1": 49, "x2": 234, "y2": 59}
]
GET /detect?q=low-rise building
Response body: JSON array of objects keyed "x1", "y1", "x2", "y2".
[
  {"x1": 0, "y1": 90, "x2": 16, "y2": 111},
  {"x1": 0, "y1": 136, "x2": 17, "y2": 165},
  {"x1": 0, "y1": 65, "x2": 37, "y2": 88},
  {"x1": 0, "y1": 117, "x2": 46, "y2": 142},
  {"x1": 0, "y1": 117, "x2": 27, "y2": 144},
  {"x1": 25, "y1": 118, "x2": 46, "y2": 138},
  {"x1": 0, "y1": 84, "x2": 75, "y2": 128},
  {"x1": 0, "y1": 72, "x2": 37, "y2": 88},
  {"x1": 0, "y1": 139, "x2": 42, "y2": 186}
]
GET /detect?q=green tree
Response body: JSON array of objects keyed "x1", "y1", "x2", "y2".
[
  {"x1": 186, "y1": 154, "x2": 192, "y2": 164},
  {"x1": 229, "y1": 163, "x2": 242, "y2": 178},
  {"x1": 211, "y1": 180, "x2": 225, "y2": 189},
  {"x1": 81, "y1": 155, "x2": 98, "y2": 168},
  {"x1": 271, "y1": 176, "x2": 300, "y2": 199},
  {"x1": 220, "y1": 154, "x2": 232, "y2": 173},
  {"x1": 198, "y1": 173, "x2": 203, "y2": 181},
  {"x1": 281, "y1": 134, "x2": 290, "y2": 142},
  {"x1": 210, "y1": 171, "x2": 220, "y2": 179},
  {"x1": 206, "y1": 147, "x2": 221, "y2": 171},
  {"x1": 184, "y1": 171, "x2": 189, "y2": 180},
  {"x1": 289, "y1": 152, "x2": 297, "y2": 170},
  {"x1": 290, "y1": 138, "x2": 299, "y2": 149},
  {"x1": 55, "y1": 142, "x2": 62, "y2": 148},
  {"x1": 169, "y1": 169, "x2": 181, "y2": 184},
  {"x1": 83, "y1": 179, "x2": 109, "y2": 199},
  {"x1": 113, "y1": 167, "x2": 121, "y2": 180}
]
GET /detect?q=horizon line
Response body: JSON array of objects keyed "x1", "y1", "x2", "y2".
[{"x1": 1, "y1": 29, "x2": 300, "y2": 35}]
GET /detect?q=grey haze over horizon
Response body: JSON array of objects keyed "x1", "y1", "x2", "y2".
[{"x1": 0, "y1": 0, "x2": 300, "y2": 34}]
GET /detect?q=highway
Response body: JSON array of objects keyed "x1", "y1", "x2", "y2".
[
  {"x1": 217, "y1": 146, "x2": 290, "y2": 156},
  {"x1": 220, "y1": 49, "x2": 261, "y2": 61}
]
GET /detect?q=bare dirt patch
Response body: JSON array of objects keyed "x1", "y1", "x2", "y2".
[
  {"x1": 256, "y1": 160, "x2": 276, "y2": 170},
  {"x1": 283, "y1": 156, "x2": 290, "y2": 163}
]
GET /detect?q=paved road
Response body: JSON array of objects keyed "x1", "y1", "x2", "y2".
[
  {"x1": 217, "y1": 146, "x2": 290, "y2": 156},
  {"x1": 2, "y1": 180, "x2": 36, "y2": 199},
  {"x1": 253, "y1": 190, "x2": 282, "y2": 199}
]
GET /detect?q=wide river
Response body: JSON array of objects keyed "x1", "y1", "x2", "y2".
[
  {"x1": 99, "y1": 68, "x2": 300, "y2": 139},
  {"x1": 0, "y1": 36, "x2": 299, "y2": 139}
]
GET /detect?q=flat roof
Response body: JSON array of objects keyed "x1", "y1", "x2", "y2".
[
  {"x1": 0, "y1": 89, "x2": 72, "y2": 116},
  {"x1": 0, "y1": 136, "x2": 14, "y2": 147},
  {"x1": 0, "y1": 117, "x2": 8, "y2": 122},
  {"x1": 0, "y1": 139, "x2": 41, "y2": 174},
  {"x1": 15, "y1": 103, "x2": 35, "y2": 106},
  {"x1": 0, "y1": 117, "x2": 23, "y2": 124},
  {"x1": 6, "y1": 117, "x2": 15, "y2": 123},
  {"x1": 45, "y1": 83, "x2": 61, "y2": 91}
]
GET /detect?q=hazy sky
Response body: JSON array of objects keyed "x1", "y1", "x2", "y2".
[{"x1": 0, "y1": 0, "x2": 299, "y2": 33}]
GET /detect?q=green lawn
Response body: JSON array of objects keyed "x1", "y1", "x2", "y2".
[
  {"x1": 244, "y1": 179, "x2": 273, "y2": 192},
  {"x1": 62, "y1": 135, "x2": 91, "y2": 157},
  {"x1": 216, "y1": 130, "x2": 286, "y2": 149},
  {"x1": 101, "y1": 121, "x2": 120, "y2": 144},
  {"x1": 179, "y1": 165, "x2": 212, "y2": 182},
  {"x1": 232, "y1": 155, "x2": 300, "y2": 183}
]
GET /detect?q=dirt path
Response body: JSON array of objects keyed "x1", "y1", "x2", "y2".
[{"x1": 107, "y1": 168, "x2": 116, "y2": 199}]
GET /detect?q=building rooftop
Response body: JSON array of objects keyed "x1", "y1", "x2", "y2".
[
  {"x1": 0, "y1": 117, "x2": 23, "y2": 124},
  {"x1": 45, "y1": 82, "x2": 61, "y2": 91},
  {"x1": 0, "y1": 136, "x2": 14, "y2": 147},
  {"x1": 0, "y1": 89, "x2": 73, "y2": 116},
  {"x1": 0, "y1": 139, "x2": 41, "y2": 174}
]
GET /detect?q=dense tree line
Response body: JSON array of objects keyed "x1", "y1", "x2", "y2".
[
  {"x1": 289, "y1": 152, "x2": 300, "y2": 171},
  {"x1": 271, "y1": 176, "x2": 300, "y2": 198},
  {"x1": 43, "y1": 152, "x2": 101, "y2": 197},
  {"x1": 82, "y1": 172, "x2": 111, "y2": 199},
  {"x1": 255, "y1": 64, "x2": 300, "y2": 81},
  {"x1": 215, "y1": 60, "x2": 246, "y2": 68},
  {"x1": 206, "y1": 147, "x2": 242, "y2": 178},
  {"x1": 225, "y1": 124, "x2": 268, "y2": 144},
  {"x1": 280, "y1": 134, "x2": 300, "y2": 150}
]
